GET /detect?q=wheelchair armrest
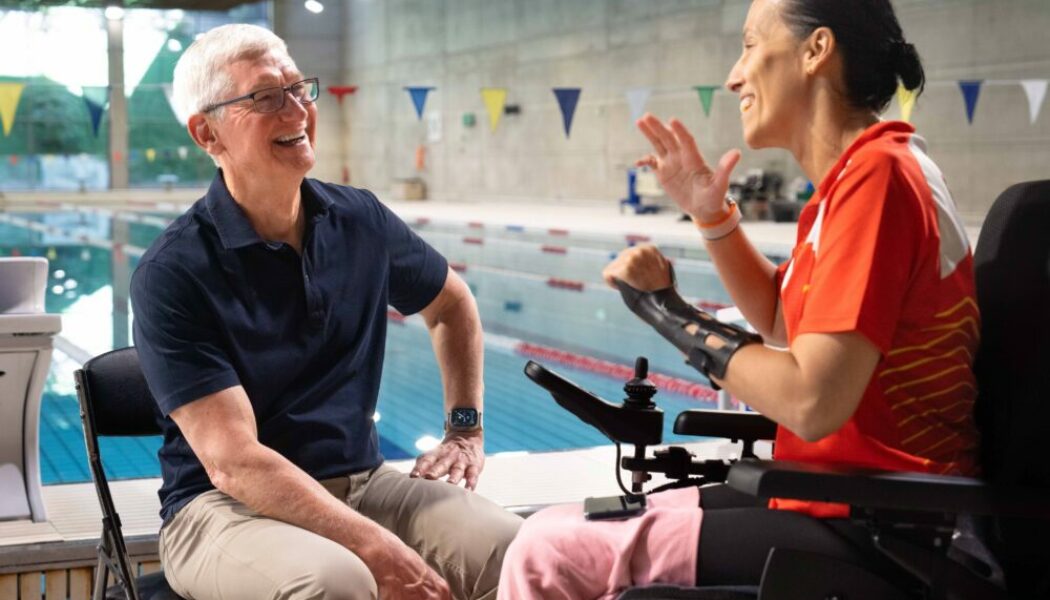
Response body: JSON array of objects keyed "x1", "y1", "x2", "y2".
[
  {"x1": 726, "y1": 459, "x2": 1050, "y2": 519},
  {"x1": 673, "y1": 409, "x2": 777, "y2": 440}
]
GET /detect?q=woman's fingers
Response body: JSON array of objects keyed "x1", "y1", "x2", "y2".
[
  {"x1": 636, "y1": 116, "x2": 668, "y2": 156},
  {"x1": 635, "y1": 154, "x2": 658, "y2": 169},
  {"x1": 669, "y1": 118, "x2": 709, "y2": 169},
  {"x1": 715, "y1": 149, "x2": 742, "y2": 185},
  {"x1": 644, "y1": 114, "x2": 680, "y2": 156}
]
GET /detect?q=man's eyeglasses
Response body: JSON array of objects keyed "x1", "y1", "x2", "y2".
[{"x1": 202, "y1": 78, "x2": 320, "y2": 115}]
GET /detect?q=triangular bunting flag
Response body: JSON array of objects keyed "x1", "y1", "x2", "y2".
[
  {"x1": 958, "y1": 80, "x2": 983, "y2": 124},
  {"x1": 1020, "y1": 80, "x2": 1047, "y2": 125},
  {"x1": 625, "y1": 87, "x2": 651, "y2": 123},
  {"x1": 145, "y1": 148, "x2": 156, "y2": 163},
  {"x1": 552, "y1": 88, "x2": 581, "y2": 138},
  {"x1": 405, "y1": 86, "x2": 435, "y2": 120},
  {"x1": 177, "y1": 146, "x2": 189, "y2": 160},
  {"x1": 160, "y1": 83, "x2": 180, "y2": 121},
  {"x1": 480, "y1": 87, "x2": 507, "y2": 132},
  {"x1": 896, "y1": 84, "x2": 917, "y2": 123},
  {"x1": 82, "y1": 86, "x2": 109, "y2": 137},
  {"x1": 0, "y1": 82, "x2": 26, "y2": 137},
  {"x1": 327, "y1": 85, "x2": 358, "y2": 105},
  {"x1": 694, "y1": 86, "x2": 717, "y2": 117}
]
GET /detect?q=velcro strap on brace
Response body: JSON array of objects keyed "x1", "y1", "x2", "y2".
[{"x1": 614, "y1": 275, "x2": 761, "y2": 383}]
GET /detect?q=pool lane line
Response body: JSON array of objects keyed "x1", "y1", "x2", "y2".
[{"x1": 384, "y1": 304, "x2": 722, "y2": 405}]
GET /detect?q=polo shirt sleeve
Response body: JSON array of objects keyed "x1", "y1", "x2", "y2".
[
  {"x1": 374, "y1": 198, "x2": 449, "y2": 315},
  {"x1": 131, "y1": 260, "x2": 241, "y2": 416},
  {"x1": 794, "y1": 151, "x2": 924, "y2": 354}
]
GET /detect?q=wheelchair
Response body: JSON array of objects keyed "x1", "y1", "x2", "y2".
[{"x1": 524, "y1": 180, "x2": 1050, "y2": 600}]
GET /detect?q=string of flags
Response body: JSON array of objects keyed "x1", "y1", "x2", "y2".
[{"x1": 0, "y1": 78, "x2": 1046, "y2": 143}]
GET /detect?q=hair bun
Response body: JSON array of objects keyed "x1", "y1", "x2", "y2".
[{"x1": 893, "y1": 41, "x2": 924, "y2": 92}]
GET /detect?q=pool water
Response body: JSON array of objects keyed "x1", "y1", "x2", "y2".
[{"x1": 2, "y1": 209, "x2": 739, "y2": 484}]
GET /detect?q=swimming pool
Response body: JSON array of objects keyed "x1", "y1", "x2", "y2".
[{"x1": 1, "y1": 206, "x2": 747, "y2": 484}]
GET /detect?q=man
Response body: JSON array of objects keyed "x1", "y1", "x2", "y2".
[{"x1": 130, "y1": 24, "x2": 520, "y2": 600}]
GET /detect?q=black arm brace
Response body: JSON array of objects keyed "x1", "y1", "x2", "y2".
[{"x1": 615, "y1": 275, "x2": 762, "y2": 383}]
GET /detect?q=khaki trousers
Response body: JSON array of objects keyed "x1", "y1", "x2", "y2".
[{"x1": 158, "y1": 464, "x2": 522, "y2": 600}]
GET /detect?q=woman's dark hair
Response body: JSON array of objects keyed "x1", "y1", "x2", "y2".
[{"x1": 780, "y1": 0, "x2": 925, "y2": 113}]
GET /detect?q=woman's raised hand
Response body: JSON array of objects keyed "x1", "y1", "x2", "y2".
[{"x1": 636, "y1": 114, "x2": 741, "y2": 222}]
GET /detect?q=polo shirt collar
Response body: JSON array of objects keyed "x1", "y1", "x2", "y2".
[{"x1": 205, "y1": 171, "x2": 334, "y2": 250}]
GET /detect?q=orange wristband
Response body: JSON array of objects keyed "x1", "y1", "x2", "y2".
[{"x1": 695, "y1": 199, "x2": 741, "y2": 241}]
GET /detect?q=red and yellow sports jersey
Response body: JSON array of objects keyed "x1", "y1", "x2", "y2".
[{"x1": 771, "y1": 121, "x2": 980, "y2": 518}]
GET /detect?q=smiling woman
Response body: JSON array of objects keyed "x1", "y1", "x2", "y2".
[{"x1": 499, "y1": 0, "x2": 980, "y2": 595}]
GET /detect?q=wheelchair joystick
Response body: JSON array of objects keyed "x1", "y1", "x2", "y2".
[{"x1": 623, "y1": 357, "x2": 657, "y2": 410}]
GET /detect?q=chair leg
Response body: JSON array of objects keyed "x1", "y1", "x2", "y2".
[{"x1": 92, "y1": 555, "x2": 108, "y2": 600}]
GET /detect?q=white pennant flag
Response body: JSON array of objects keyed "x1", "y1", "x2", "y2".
[
  {"x1": 625, "y1": 87, "x2": 652, "y2": 124},
  {"x1": 1020, "y1": 80, "x2": 1048, "y2": 125},
  {"x1": 161, "y1": 83, "x2": 184, "y2": 124}
]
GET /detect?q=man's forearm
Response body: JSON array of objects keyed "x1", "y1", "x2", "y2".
[
  {"x1": 207, "y1": 442, "x2": 395, "y2": 561},
  {"x1": 426, "y1": 287, "x2": 484, "y2": 414}
]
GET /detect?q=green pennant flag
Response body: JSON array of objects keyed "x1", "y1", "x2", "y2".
[{"x1": 694, "y1": 86, "x2": 717, "y2": 117}]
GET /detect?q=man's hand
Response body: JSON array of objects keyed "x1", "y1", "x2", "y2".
[
  {"x1": 410, "y1": 430, "x2": 485, "y2": 490},
  {"x1": 366, "y1": 527, "x2": 451, "y2": 600}
]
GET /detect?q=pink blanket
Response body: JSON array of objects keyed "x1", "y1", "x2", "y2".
[{"x1": 498, "y1": 486, "x2": 702, "y2": 600}]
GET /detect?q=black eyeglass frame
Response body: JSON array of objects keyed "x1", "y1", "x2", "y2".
[{"x1": 201, "y1": 77, "x2": 320, "y2": 115}]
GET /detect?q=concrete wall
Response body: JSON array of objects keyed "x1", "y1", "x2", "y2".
[{"x1": 279, "y1": 0, "x2": 1050, "y2": 223}]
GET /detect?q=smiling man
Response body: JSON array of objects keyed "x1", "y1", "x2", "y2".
[{"x1": 129, "y1": 24, "x2": 520, "y2": 600}]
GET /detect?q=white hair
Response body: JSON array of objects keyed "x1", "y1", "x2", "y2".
[{"x1": 171, "y1": 24, "x2": 296, "y2": 124}]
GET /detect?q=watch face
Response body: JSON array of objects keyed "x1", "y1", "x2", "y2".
[{"x1": 449, "y1": 408, "x2": 479, "y2": 428}]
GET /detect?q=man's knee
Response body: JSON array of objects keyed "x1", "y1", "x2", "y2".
[{"x1": 270, "y1": 554, "x2": 377, "y2": 600}]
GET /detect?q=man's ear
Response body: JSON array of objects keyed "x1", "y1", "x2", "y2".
[
  {"x1": 802, "y1": 26, "x2": 836, "y2": 77},
  {"x1": 187, "y1": 113, "x2": 224, "y2": 158}
]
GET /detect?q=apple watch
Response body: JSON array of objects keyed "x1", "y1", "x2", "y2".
[{"x1": 445, "y1": 407, "x2": 483, "y2": 432}]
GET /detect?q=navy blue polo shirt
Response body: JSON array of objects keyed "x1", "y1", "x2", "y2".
[{"x1": 130, "y1": 172, "x2": 448, "y2": 521}]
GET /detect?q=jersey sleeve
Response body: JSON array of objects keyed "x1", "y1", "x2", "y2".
[{"x1": 794, "y1": 152, "x2": 925, "y2": 353}]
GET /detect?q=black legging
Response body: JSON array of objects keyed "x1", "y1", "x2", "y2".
[{"x1": 695, "y1": 484, "x2": 898, "y2": 585}]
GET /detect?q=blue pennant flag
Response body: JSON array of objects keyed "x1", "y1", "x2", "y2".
[
  {"x1": 958, "y1": 80, "x2": 983, "y2": 124},
  {"x1": 552, "y1": 88, "x2": 581, "y2": 138},
  {"x1": 404, "y1": 86, "x2": 434, "y2": 120},
  {"x1": 81, "y1": 86, "x2": 109, "y2": 137}
]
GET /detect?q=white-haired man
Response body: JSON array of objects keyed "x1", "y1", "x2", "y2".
[{"x1": 130, "y1": 24, "x2": 521, "y2": 600}]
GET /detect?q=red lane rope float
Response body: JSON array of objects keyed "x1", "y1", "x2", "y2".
[
  {"x1": 515, "y1": 342, "x2": 719, "y2": 404},
  {"x1": 415, "y1": 217, "x2": 431, "y2": 226},
  {"x1": 463, "y1": 237, "x2": 484, "y2": 245},
  {"x1": 387, "y1": 309, "x2": 406, "y2": 324},
  {"x1": 546, "y1": 277, "x2": 585, "y2": 291},
  {"x1": 449, "y1": 262, "x2": 468, "y2": 273},
  {"x1": 548, "y1": 228, "x2": 570, "y2": 236},
  {"x1": 468, "y1": 221, "x2": 484, "y2": 229},
  {"x1": 625, "y1": 233, "x2": 651, "y2": 244},
  {"x1": 541, "y1": 245, "x2": 568, "y2": 255}
]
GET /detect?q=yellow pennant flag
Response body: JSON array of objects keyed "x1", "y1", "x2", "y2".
[
  {"x1": 896, "y1": 85, "x2": 917, "y2": 123},
  {"x1": 145, "y1": 148, "x2": 156, "y2": 163},
  {"x1": 480, "y1": 88, "x2": 507, "y2": 132},
  {"x1": 0, "y1": 83, "x2": 26, "y2": 137}
]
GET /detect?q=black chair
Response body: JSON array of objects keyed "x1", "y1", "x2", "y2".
[
  {"x1": 612, "y1": 181, "x2": 1050, "y2": 599},
  {"x1": 75, "y1": 347, "x2": 184, "y2": 600}
]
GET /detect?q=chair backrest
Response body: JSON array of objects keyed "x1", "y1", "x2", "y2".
[
  {"x1": 972, "y1": 180, "x2": 1050, "y2": 596},
  {"x1": 78, "y1": 347, "x2": 161, "y2": 437}
]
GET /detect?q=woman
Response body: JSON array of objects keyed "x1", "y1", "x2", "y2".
[{"x1": 499, "y1": 0, "x2": 979, "y2": 597}]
